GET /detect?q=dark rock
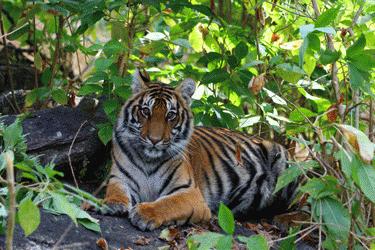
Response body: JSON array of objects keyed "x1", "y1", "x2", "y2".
[
  {"x1": 0, "y1": 99, "x2": 109, "y2": 183},
  {"x1": 0, "y1": 210, "x2": 316, "y2": 250}
]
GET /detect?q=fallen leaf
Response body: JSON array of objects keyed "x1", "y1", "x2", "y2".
[
  {"x1": 96, "y1": 237, "x2": 108, "y2": 250},
  {"x1": 159, "y1": 227, "x2": 180, "y2": 242},
  {"x1": 134, "y1": 236, "x2": 151, "y2": 246}
]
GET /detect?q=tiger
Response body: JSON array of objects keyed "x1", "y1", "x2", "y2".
[{"x1": 104, "y1": 69, "x2": 297, "y2": 231}]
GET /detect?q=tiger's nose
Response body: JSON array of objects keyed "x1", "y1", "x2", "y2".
[{"x1": 148, "y1": 136, "x2": 162, "y2": 145}]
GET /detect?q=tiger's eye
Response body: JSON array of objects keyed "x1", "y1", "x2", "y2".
[
  {"x1": 141, "y1": 107, "x2": 150, "y2": 117},
  {"x1": 166, "y1": 111, "x2": 176, "y2": 120}
]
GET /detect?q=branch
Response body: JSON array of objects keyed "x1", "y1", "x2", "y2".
[
  {"x1": 48, "y1": 15, "x2": 64, "y2": 90},
  {"x1": 5, "y1": 151, "x2": 15, "y2": 250},
  {"x1": 311, "y1": 0, "x2": 344, "y2": 121}
]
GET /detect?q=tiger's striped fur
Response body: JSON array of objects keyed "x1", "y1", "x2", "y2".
[{"x1": 105, "y1": 70, "x2": 297, "y2": 231}]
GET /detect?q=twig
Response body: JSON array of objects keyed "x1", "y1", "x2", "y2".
[
  {"x1": 33, "y1": 0, "x2": 38, "y2": 89},
  {"x1": 68, "y1": 120, "x2": 88, "y2": 189},
  {"x1": 311, "y1": 0, "x2": 345, "y2": 121},
  {"x1": 0, "y1": 22, "x2": 28, "y2": 40},
  {"x1": 347, "y1": 1, "x2": 365, "y2": 36},
  {"x1": 5, "y1": 151, "x2": 15, "y2": 250},
  {"x1": 52, "y1": 222, "x2": 74, "y2": 250},
  {"x1": 0, "y1": 4, "x2": 21, "y2": 114}
]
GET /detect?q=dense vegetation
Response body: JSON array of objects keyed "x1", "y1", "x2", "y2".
[{"x1": 0, "y1": 0, "x2": 374, "y2": 249}]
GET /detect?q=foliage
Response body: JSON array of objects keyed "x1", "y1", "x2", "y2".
[
  {"x1": 0, "y1": 119, "x2": 102, "y2": 235},
  {"x1": 187, "y1": 202, "x2": 269, "y2": 250},
  {"x1": 0, "y1": 0, "x2": 375, "y2": 248}
]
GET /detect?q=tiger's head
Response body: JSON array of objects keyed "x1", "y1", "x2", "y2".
[{"x1": 115, "y1": 69, "x2": 195, "y2": 159}]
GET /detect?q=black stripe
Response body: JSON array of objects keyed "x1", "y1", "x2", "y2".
[
  {"x1": 250, "y1": 174, "x2": 267, "y2": 210},
  {"x1": 148, "y1": 156, "x2": 173, "y2": 176},
  {"x1": 113, "y1": 155, "x2": 140, "y2": 190},
  {"x1": 159, "y1": 162, "x2": 182, "y2": 195},
  {"x1": 195, "y1": 134, "x2": 224, "y2": 200},
  {"x1": 165, "y1": 179, "x2": 192, "y2": 196},
  {"x1": 184, "y1": 208, "x2": 195, "y2": 225},
  {"x1": 258, "y1": 142, "x2": 269, "y2": 163},
  {"x1": 115, "y1": 133, "x2": 149, "y2": 176},
  {"x1": 203, "y1": 171, "x2": 214, "y2": 200},
  {"x1": 199, "y1": 130, "x2": 240, "y2": 195}
]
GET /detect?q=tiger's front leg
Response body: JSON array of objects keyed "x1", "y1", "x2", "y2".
[
  {"x1": 103, "y1": 179, "x2": 130, "y2": 216},
  {"x1": 129, "y1": 187, "x2": 211, "y2": 231}
]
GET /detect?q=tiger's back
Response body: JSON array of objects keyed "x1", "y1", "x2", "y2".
[
  {"x1": 104, "y1": 70, "x2": 297, "y2": 231},
  {"x1": 189, "y1": 126, "x2": 295, "y2": 219}
]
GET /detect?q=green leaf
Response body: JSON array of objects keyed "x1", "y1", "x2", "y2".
[
  {"x1": 188, "y1": 232, "x2": 223, "y2": 249},
  {"x1": 312, "y1": 197, "x2": 350, "y2": 245},
  {"x1": 238, "y1": 235, "x2": 269, "y2": 250},
  {"x1": 51, "y1": 192, "x2": 78, "y2": 225},
  {"x1": 289, "y1": 108, "x2": 316, "y2": 122},
  {"x1": 172, "y1": 38, "x2": 191, "y2": 48},
  {"x1": 234, "y1": 41, "x2": 248, "y2": 60},
  {"x1": 315, "y1": 7, "x2": 340, "y2": 27},
  {"x1": 279, "y1": 227, "x2": 299, "y2": 250},
  {"x1": 216, "y1": 235, "x2": 233, "y2": 250},
  {"x1": 98, "y1": 123, "x2": 113, "y2": 145},
  {"x1": 239, "y1": 116, "x2": 261, "y2": 128},
  {"x1": 103, "y1": 40, "x2": 124, "y2": 56},
  {"x1": 95, "y1": 58, "x2": 114, "y2": 71},
  {"x1": 51, "y1": 89, "x2": 68, "y2": 105},
  {"x1": 18, "y1": 199, "x2": 40, "y2": 236},
  {"x1": 276, "y1": 63, "x2": 305, "y2": 83},
  {"x1": 78, "y1": 84, "x2": 103, "y2": 96},
  {"x1": 0, "y1": 154, "x2": 5, "y2": 172},
  {"x1": 300, "y1": 176, "x2": 340, "y2": 199},
  {"x1": 218, "y1": 203, "x2": 235, "y2": 235},
  {"x1": 353, "y1": 164, "x2": 375, "y2": 203},
  {"x1": 189, "y1": 24, "x2": 204, "y2": 52},
  {"x1": 144, "y1": 32, "x2": 166, "y2": 41},
  {"x1": 34, "y1": 52, "x2": 43, "y2": 71},
  {"x1": 263, "y1": 88, "x2": 287, "y2": 106},
  {"x1": 3, "y1": 120, "x2": 26, "y2": 153},
  {"x1": 299, "y1": 37, "x2": 309, "y2": 67},
  {"x1": 347, "y1": 34, "x2": 366, "y2": 58},
  {"x1": 78, "y1": 218, "x2": 101, "y2": 232},
  {"x1": 201, "y1": 69, "x2": 230, "y2": 84},
  {"x1": 103, "y1": 99, "x2": 120, "y2": 116},
  {"x1": 274, "y1": 160, "x2": 318, "y2": 194},
  {"x1": 348, "y1": 63, "x2": 369, "y2": 90},
  {"x1": 320, "y1": 49, "x2": 341, "y2": 65}
]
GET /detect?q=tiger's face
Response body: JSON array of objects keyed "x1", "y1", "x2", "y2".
[{"x1": 116, "y1": 69, "x2": 196, "y2": 159}]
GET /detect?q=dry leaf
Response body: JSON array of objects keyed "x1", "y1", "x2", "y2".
[
  {"x1": 159, "y1": 227, "x2": 180, "y2": 242},
  {"x1": 338, "y1": 124, "x2": 374, "y2": 164},
  {"x1": 235, "y1": 141, "x2": 243, "y2": 167},
  {"x1": 96, "y1": 237, "x2": 108, "y2": 250},
  {"x1": 326, "y1": 104, "x2": 338, "y2": 123},
  {"x1": 134, "y1": 236, "x2": 151, "y2": 246},
  {"x1": 248, "y1": 74, "x2": 266, "y2": 95}
]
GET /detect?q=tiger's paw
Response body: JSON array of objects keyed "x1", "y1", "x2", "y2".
[
  {"x1": 129, "y1": 203, "x2": 163, "y2": 231},
  {"x1": 102, "y1": 202, "x2": 128, "y2": 216}
]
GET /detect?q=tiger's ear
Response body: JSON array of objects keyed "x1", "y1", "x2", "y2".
[
  {"x1": 132, "y1": 69, "x2": 150, "y2": 94},
  {"x1": 177, "y1": 78, "x2": 195, "y2": 104}
]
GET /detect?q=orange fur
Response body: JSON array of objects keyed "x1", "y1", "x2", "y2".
[{"x1": 105, "y1": 183, "x2": 129, "y2": 206}]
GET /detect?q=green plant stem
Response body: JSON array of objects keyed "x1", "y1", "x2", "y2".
[
  {"x1": 0, "y1": 4, "x2": 21, "y2": 114},
  {"x1": 5, "y1": 151, "x2": 15, "y2": 250},
  {"x1": 48, "y1": 15, "x2": 64, "y2": 91}
]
